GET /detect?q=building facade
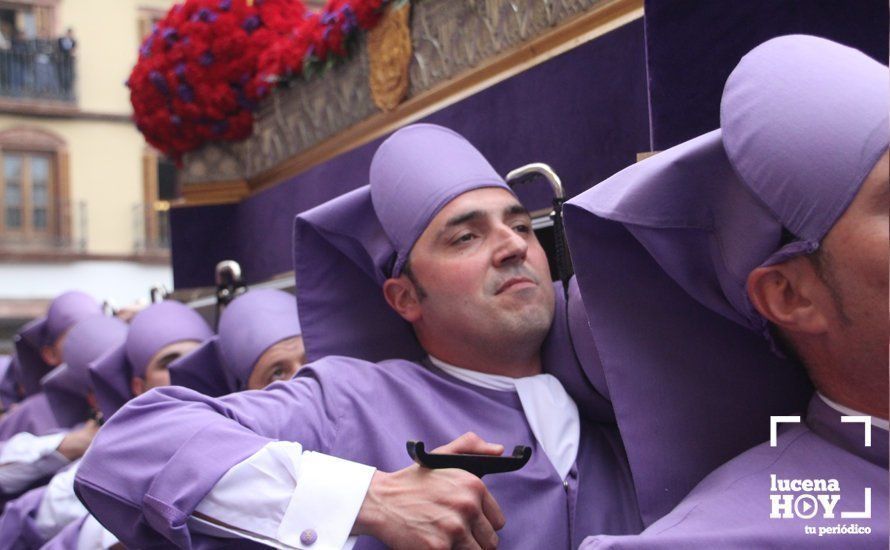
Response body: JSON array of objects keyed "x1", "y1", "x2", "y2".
[{"x1": 0, "y1": 0, "x2": 177, "y2": 350}]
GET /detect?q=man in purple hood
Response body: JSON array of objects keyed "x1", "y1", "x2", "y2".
[
  {"x1": 169, "y1": 288, "x2": 305, "y2": 396},
  {"x1": 0, "y1": 292, "x2": 103, "y2": 441},
  {"x1": 75, "y1": 124, "x2": 639, "y2": 549},
  {"x1": 0, "y1": 300, "x2": 213, "y2": 548},
  {"x1": 565, "y1": 35, "x2": 887, "y2": 548}
]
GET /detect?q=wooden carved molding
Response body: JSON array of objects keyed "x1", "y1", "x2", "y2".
[
  {"x1": 368, "y1": 2, "x2": 413, "y2": 112},
  {"x1": 0, "y1": 125, "x2": 67, "y2": 152}
]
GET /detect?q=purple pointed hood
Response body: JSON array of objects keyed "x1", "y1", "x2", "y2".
[
  {"x1": 89, "y1": 301, "x2": 213, "y2": 419},
  {"x1": 42, "y1": 315, "x2": 128, "y2": 427},
  {"x1": 562, "y1": 35, "x2": 884, "y2": 526},
  {"x1": 170, "y1": 289, "x2": 300, "y2": 396},
  {"x1": 293, "y1": 124, "x2": 511, "y2": 363},
  {"x1": 13, "y1": 291, "x2": 102, "y2": 396}
]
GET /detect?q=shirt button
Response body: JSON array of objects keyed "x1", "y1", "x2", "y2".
[{"x1": 300, "y1": 529, "x2": 318, "y2": 546}]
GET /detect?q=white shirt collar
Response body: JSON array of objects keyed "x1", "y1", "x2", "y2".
[
  {"x1": 428, "y1": 355, "x2": 580, "y2": 480},
  {"x1": 818, "y1": 392, "x2": 889, "y2": 431}
]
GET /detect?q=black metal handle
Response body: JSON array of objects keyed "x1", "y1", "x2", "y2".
[{"x1": 406, "y1": 440, "x2": 532, "y2": 478}]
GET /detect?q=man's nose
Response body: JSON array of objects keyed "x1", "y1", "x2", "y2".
[{"x1": 492, "y1": 225, "x2": 528, "y2": 267}]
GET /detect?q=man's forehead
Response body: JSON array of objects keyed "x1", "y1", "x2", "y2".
[{"x1": 434, "y1": 187, "x2": 524, "y2": 223}]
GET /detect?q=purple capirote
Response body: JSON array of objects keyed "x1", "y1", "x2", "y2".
[
  {"x1": 169, "y1": 288, "x2": 300, "y2": 397},
  {"x1": 41, "y1": 316, "x2": 128, "y2": 428},
  {"x1": 13, "y1": 291, "x2": 102, "y2": 397},
  {"x1": 561, "y1": 35, "x2": 886, "y2": 527},
  {"x1": 89, "y1": 301, "x2": 213, "y2": 419},
  {"x1": 293, "y1": 123, "x2": 511, "y2": 364}
]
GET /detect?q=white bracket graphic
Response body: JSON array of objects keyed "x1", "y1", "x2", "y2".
[
  {"x1": 841, "y1": 415, "x2": 872, "y2": 447},
  {"x1": 841, "y1": 488, "x2": 872, "y2": 519},
  {"x1": 770, "y1": 416, "x2": 801, "y2": 447}
]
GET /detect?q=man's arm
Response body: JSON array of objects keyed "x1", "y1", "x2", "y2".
[{"x1": 75, "y1": 363, "x2": 505, "y2": 549}]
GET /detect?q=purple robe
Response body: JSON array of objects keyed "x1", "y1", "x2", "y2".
[
  {"x1": 560, "y1": 34, "x2": 888, "y2": 527},
  {"x1": 13, "y1": 292, "x2": 101, "y2": 398},
  {"x1": 0, "y1": 485, "x2": 47, "y2": 549},
  {"x1": 38, "y1": 515, "x2": 84, "y2": 550},
  {"x1": 580, "y1": 395, "x2": 888, "y2": 549},
  {"x1": 0, "y1": 394, "x2": 61, "y2": 441},
  {"x1": 75, "y1": 357, "x2": 641, "y2": 548}
]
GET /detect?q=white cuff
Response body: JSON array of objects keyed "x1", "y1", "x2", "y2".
[
  {"x1": 76, "y1": 514, "x2": 119, "y2": 550},
  {"x1": 192, "y1": 442, "x2": 374, "y2": 549},
  {"x1": 0, "y1": 432, "x2": 70, "y2": 493},
  {"x1": 279, "y1": 451, "x2": 375, "y2": 549}
]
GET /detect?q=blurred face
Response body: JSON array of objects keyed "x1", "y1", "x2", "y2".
[
  {"x1": 132, "y1": 340, "x2": 202, "y2": 395},
  {"x1": 811, "y1": 150, "x2": 889, "y2": 412},
  {"x1": 39, "y1": 329, "x2": 70, "y2": 367},
  {"x1": 246, "y1": 336, "x2": 306, "y2": 390},
  {"x1": 395, "y1": 188, "x2": 555, "y2": 371}
]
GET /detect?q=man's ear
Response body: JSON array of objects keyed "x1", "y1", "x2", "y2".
[
  {"x1": 130, "y1": 377, "x2": 145, "y2": 398},
  {"x1": 383, "y1": 276, "x2": 422, "y2": 323},
  {"x1": 746, "y1": 258, "x2": 829, "y2": 336},
  {"x1": 39, "y1": 345, "x2": 60, "y2": 367}
]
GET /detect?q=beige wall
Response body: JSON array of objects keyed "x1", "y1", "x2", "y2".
[{"x1": 58, "y1": 0, "x2": 175, "y2": 115}]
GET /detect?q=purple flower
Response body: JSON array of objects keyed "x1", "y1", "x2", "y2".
[
  {"x1": 218, "y1": 0, "x2": 231, "y2": 10},
  {"x1": 321, "y1": 11, "x2": 336, "y2": 25},
  {"x1": 174, "y1": 62, "x2": 187, "y2": 78},
  {"x1": 199, "y1": 51, "x2": 215, "y2": 66},
  {"x1": 212, "y1": 120, "x2": 229, "y2": 135},
  {"x1": 341, "y1": 6, "x2": 357, "y2": 34},
  {"x1": 177, "y1": 83, "x2": 194, "y2": 103},
  {"x1": 242, "y1": 15, "x2": 260, "y2": 33},
  {"x1": 161, "y1": 27, "x2": 178, "y2": 44},
  {"x1": 192, "y1": 8, "x2": 217, "y2": 23},
  {"x1": 170, "y1": 114, "x2": 182, "y2": 126},
  {"x1": 149, "y1": 71, "x2": 170, "y2": 95}
]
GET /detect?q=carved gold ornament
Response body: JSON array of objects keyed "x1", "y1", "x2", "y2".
[{"x1": 368, "y1": 2, "x2": 412, "y2": 111}]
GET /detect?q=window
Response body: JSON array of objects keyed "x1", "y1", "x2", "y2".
[
  {"x1": 1, "y1": 151, "x2": 54, "y2": 236},
  {"x1": 139, "y1": 149, "x2": 174, "y2": 251},
  {"x1": 0, "y1": 126, "x2": 69, "y2": 250}
]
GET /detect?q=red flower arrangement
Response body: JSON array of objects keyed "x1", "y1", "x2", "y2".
[{"x1": 129, "y1": 0, "x2": 390, "y2": 162}]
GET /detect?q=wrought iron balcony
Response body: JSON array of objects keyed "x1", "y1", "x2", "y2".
[{"x1": 0, "y1": 39, "x2": 76, "y2": 102}]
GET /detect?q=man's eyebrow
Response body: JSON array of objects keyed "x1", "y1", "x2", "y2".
[
  {"x1": 504, "y1": 203, "x2": 530, "y2": 217},
  {"x1": 443, "y1": 210, "x2": 483, "y2": 229}
]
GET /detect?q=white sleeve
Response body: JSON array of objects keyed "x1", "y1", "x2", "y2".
[
  {"x1": 0, "y1": 431, "x2": 70, "y2": 494},
  {"x1": 35, "y1": 458, "x2": 88, "y2": 539},
  {"x1": 191, "y1": 441, "x2": 375, "y2": 550},
  {"x1": 76, "y1": 514, "x2": 119, "y2": 550}
]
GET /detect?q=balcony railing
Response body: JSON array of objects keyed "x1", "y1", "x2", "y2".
[{"x1": 0, "y1": 39, "x2": 75, "y2": 102}]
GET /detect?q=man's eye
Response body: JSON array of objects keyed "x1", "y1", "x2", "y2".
[
  {"x1": 513, "y1": 224, "x2": 530, "y2": 233},
  {"x1": 453, "y1": 233, "x2": 476, "y2": 245},
  {"x1": 270, "y1": 367, "x2": 285, "y2": 380}
]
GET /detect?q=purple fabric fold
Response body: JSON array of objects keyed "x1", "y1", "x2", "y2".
[{"x1": 42, "y1": 317, "x2": 128, "y2": 428}]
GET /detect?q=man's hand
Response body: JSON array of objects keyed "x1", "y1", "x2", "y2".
[
  {"x1": 353, "y1": 432, "x2": 506, "y2": 549},
  {"x1": 57, "y1": 420, "x2": 100, "y2": 461}
]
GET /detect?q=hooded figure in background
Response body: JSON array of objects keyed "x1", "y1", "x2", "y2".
[
  {"x1": 75, "y1": 124, "x2": 635, "y2": 549},
  {"x1": 89, "y1": 300, "x2": 214, "y2": 421},
  {"x1": 0, "y1": 300, "x2": 214, "y2": 550},
  {"x1": 565, "y1": 35, "x2": 888, "y2": 548},
  {"x1": 170, "y1": 288, "x2": 304, "y2": 396},
  {"x1": 0, "y1": 293, "x2": 102, "y2": 440}
]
